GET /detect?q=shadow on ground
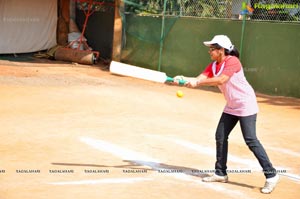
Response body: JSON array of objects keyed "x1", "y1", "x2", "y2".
[{"x1": 52, "y1": 160, "x2": 258, "y2": 189}]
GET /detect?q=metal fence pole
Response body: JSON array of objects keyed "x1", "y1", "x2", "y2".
[
  {"x1": 158, "y1": 0, "x2": 167, "y2": 71},
  {"x1": 239, "y1": 1, "x2": 247, "y2": 61},
  {"x1": 240, "y1": 16, "x2": 246, "y2": 61}
]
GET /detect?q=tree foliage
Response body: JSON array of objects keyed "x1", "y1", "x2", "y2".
[{"x1": 124, "y1": 0, "x2": 228, "y2": 17}]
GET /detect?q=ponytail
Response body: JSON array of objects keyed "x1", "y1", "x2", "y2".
[
  {"x1": 211, "y1": 44, "x2": 240, "y2": 58},
  {"x1": 225, "y1": 47, "x2": 240, "y2": 58}
]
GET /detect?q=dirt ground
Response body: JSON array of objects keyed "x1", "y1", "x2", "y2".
[{"x1": 0, "y1": 58, "x2": 299, "y2": 199}]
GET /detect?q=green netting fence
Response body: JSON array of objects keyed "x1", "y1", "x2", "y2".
[
  {"x1": 120, "y1": 0, "x2": 299, "y2": 71},
  {"x1": 117, "y1": 0, "x2": 300, "y2": 97}
]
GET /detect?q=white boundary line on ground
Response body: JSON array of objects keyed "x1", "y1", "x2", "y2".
[
  {"x1": 266, "y1": 146, "x2": 300, "y2": 158},
  {"x1": 80, "y1": 136, "x2": 158, "y2": 162},
  {"x1": 170, "y1": 138, "x2": 261, "y2": 169},
  {"x1": 147, "y1": 135, "x2": 300, "y2": 183},
  {"x1": 145, "y1": 134, "x2": 300, "y2": 183},
  {"x1": 49, "y1": 177, "x2": 152, "y2": 185},
  {"x1": 77, "y1": 136, "x2": 253, "y2": 199}
]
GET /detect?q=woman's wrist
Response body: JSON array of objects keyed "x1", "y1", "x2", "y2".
[{"x1": 197, "y1": 79, "x2": 204, "y2": 86}]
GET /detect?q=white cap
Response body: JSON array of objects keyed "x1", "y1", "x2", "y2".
[{"x1": 203, "y1": 35, "x2": 234, "y2": 51}]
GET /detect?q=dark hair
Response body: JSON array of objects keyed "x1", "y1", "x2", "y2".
[
  {"x1": 211, "y1": 44, "x2": 222, "y2": 49},
  {"x1": 211, "y1": 44, "x2": 240, "y2": 58},
  {"x1": 225, "y1": 47, "x2": 239, "y2": 58}
]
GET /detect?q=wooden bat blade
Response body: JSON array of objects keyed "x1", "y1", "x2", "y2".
[{"x1": 110, "y1": 61, "x2": 167, "y2": 83}]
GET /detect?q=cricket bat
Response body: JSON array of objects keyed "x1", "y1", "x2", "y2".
[{"x1": 109, "y1": 61, "x2": 186, "y2": 85}]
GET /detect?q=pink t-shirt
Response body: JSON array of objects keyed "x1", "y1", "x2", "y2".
[{"x1": 202, "y1": 56, "x2": 258, "y2": 116}]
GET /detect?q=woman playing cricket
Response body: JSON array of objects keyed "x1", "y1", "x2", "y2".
[{"x1": 173, "y1": 35, "x2": 279, "y2": 194}]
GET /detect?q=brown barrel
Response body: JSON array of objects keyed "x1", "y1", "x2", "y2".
[{"x1": 54, "y1": 48, "x2": 97, "y2": 65}]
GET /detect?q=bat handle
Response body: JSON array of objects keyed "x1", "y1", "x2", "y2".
[
  {"x1": 178, "y1": 79, "x2": 187, "y2": 85},
  {"x1": 166, "y1": 77, "x2": 187, "y2": 85}
]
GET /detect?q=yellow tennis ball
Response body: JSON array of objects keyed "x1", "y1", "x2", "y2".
[{"x1": 176, "y1": 90, "x2": 184, "y2": 98}]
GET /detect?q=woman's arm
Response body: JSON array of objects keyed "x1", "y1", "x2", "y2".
[{"x1": 186, "y1": 74, "x2": 229, "y2": 88}]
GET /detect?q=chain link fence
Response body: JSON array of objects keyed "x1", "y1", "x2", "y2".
[{"x1": 124, "y1": 0, "x2": 300, "y2": 22}]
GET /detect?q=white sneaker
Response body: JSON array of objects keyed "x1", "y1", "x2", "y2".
[
  {"x1": 202, "y1": 174, "x2": 228, "y2": 183},
  {"x1": 261, "y1": 174, "x2": 280, "y2": 194}
]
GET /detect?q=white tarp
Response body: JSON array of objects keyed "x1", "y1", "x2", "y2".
[{"x1": 0, "y1": 0, "x2": 57, "y2": 54}]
